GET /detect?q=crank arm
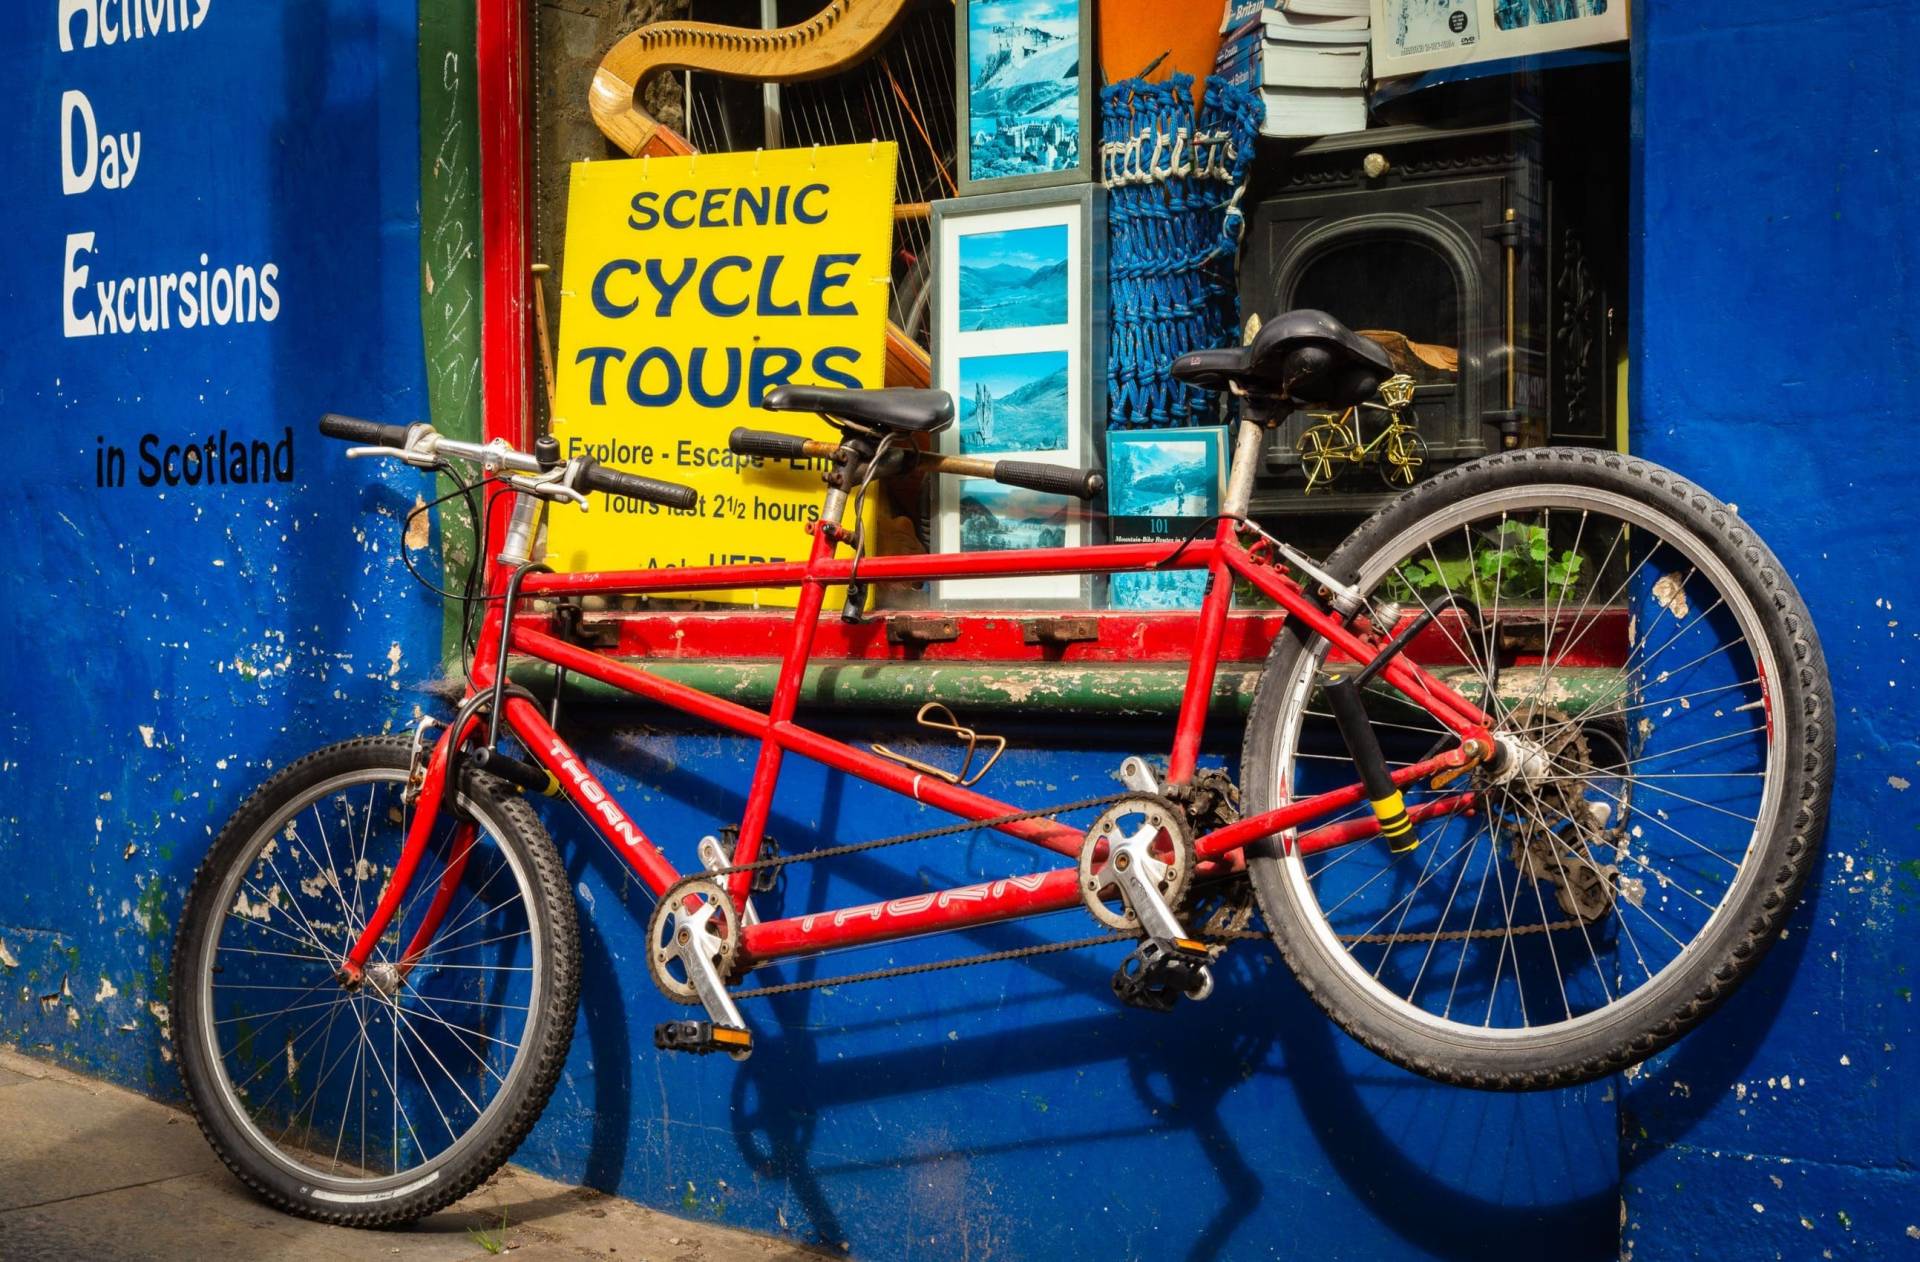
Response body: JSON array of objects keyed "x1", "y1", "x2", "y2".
[
  {"x1": 698, "y1": 835, "x2": 759, "y2": 926},
  {"x1": 675, "y1": 901, "x2": 752, "y2": 1060},
  {"x1": 1109, "y1": 834, "x2": 1214, "y2": 1001}
]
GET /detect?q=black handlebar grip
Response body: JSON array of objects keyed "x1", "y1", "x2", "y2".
[
  {"x1": 728, "y1": 427, "x2": 815, "y2": 459},
  {"x1": 992, "y1": 460, "x2": 1106, "y2": 501},
  {"x1": 318, "y1": 413, "x2": 413, "y2": 447},
  {"x1": 577, "y1": 459, "x2": 700, "y2": 511}
]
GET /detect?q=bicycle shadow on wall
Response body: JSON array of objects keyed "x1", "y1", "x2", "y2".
[
  {"x1": 729, "y1": 936, "x2": 1622, "y2": 1262},
  {"x1": 543, "y1": 724, "x2": 1624, "y2": 1262},
  {"x1": 1612, "y1": 852, "x2": 1825, "y2": 1159}
]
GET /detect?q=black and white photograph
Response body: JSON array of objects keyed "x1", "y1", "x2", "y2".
[
  {"x1": 1383, "y1": 0, "x2": 1478, "y2": 58},
  {"x1": 1372, "y1": 0, "x2": 1626, "y2": 72},
  {"x1": 1110, "y1": 568, "x2": 1209, "y2": 611},
  {"x1": 1105, "y1": 431, "x2": 1222, "y2": 518}
]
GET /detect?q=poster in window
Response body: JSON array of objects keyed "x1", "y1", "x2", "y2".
[
  {"x1": 931, "y1": 184, "x2": 1105, "y2": 606},
  {"x1": 1105, "y1": 426, "x2": 1227, "y2": 611},
  {"x1": 956, "y1": 0, "x2": 1096, "y2": 193},
  {"x1": 1371, "y1": 0, "x2": 1626, "y2": 77}
]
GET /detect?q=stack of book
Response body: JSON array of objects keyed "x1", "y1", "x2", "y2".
[
  {"x1": 1215, "y1": 0, "x2": 1265, "y2": 94},
  {"x1": 1260, "y1": 0, "x2": 1371, "y2": 138}
]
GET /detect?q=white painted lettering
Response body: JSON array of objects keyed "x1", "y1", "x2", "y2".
[
  {"x1": 60, "y1": 90, "x2": 95, "y2": 193},
  {"x1": 61, "y1": 89, "x2": 140, "y2": 194},
  {"x1": 61, "y1": 0, "x2": 208, "y2": 51},
  {"x1": 59, "y1": 0, "x2": 96, "y2": 51},
  {"x1": 62, "y1": 231, "x2": 96, "y2": 337}
]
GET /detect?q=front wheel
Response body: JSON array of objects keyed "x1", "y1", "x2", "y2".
[
  {"x1": 1242, "y1": 449, "x2": 1832, "y2": 1089},
  {"x1": 171, "y1": 735, "x2": 580, "y2": 1225}
]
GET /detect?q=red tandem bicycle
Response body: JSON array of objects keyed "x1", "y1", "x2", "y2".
[{"x1": 170, "y1": 310, "x2": 1832, "y2": 1224}]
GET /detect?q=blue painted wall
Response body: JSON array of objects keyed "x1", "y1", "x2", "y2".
[
  {"x1": 1621, "y1": 3, "x2": 1920, "y2": 1255},
  {"x1": 512, "y1": 722, "x2": 1617, "y2": 1260},
  {"x1": 3, "y1": 1, "x2": 1916, "y2": 1259},
  {"x1": 0, "y1": 0, "x2": 438, "y2": 1094}
]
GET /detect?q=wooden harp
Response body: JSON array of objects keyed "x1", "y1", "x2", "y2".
[{"x1": 590, "y1": 0, "x2": 944, "y2": 389}]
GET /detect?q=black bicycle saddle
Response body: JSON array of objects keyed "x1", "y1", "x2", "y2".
[{"x1": 1169, "y1": 310, "x2": 1395, "y2": 409}]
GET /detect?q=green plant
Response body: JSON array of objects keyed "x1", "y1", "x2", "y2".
[
  {"x1": 1389, "y1": 520, "x2": 1585, "y2": 603},
  {"x1": 468, "y1": 1207, "x2": 509, "y2": 1255}
]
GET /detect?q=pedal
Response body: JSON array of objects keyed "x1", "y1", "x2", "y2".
[
  {"x1": 1078, "y1": 798, "x2": 1218, "y2": 1008},
  {"x1": 654, "y1": 1020, "x2": 754, "y2": 1057},
  {"x1": 1112, "y1": 937, "x2": 1216, "y2": 1013}
]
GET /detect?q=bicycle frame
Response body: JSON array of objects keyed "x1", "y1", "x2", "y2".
[{"x1": 341, "y1": 421, "x2": 1495, "y2": 983}]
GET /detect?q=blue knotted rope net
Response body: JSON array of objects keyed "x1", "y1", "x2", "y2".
[{"x1": 1101, "y1": 72, "x2": 1262, "y2": 429}]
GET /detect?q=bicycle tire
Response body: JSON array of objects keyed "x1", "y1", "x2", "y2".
[
  {"x1": 171, "y1": 735, "x2": 580, "y2": 1226},
  {"x1": 1241, "y1": 448, "x2": 1832, "y2": 1090}
]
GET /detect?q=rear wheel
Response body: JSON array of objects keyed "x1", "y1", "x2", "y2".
[
  {"x1": 1242, "y1": 449, "x2": 1831, "y2": 1089},
  {"x1": 172, "y1": 736, "x2": 579, "y2": 1225}
]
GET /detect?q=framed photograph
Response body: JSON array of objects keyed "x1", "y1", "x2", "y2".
[
  {"x1": 932, "y1": 184, "x2": 1106, "y2": 606},
  {"x1": 1371, "y1": 0, "x2": 1627, "y2": 78},
  {"x1": 1105, "y1": 427, "x2": 1228, "y2": 611},
  {"x1": 955, "y1": 0, "x2": 1096, "y2": 194}
]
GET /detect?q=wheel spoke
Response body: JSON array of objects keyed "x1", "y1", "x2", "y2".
[
  {"x1": 190, "y1": 756, "x2": 548, "y2": 1195},
  {"x1": 1259, "y1": 478, "x2": 1796, "y2": 1057}
]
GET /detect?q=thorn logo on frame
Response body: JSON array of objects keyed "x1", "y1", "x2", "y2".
[{"x1": 549, "y1": 740, "x2": 648, "y2": 850}]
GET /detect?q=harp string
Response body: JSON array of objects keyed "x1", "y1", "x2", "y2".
[{"x1": 680, "y1": 0, "x2": 953, "y2": 343}]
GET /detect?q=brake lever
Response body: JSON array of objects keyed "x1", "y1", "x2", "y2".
[
  {"x1": 504, "y1": 472, "x2": 590, "y2": 511},
  {"x1": 345, "y1": 443, "x2": 441, "y2": 471},
  {"x1": 346, "y1": 425, "x2": 442, "y2": 470}
]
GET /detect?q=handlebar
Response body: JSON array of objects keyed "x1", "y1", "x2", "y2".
[
  {"x1": 726, "y1": 426, "x2": 1104, "y2": 502},
  {"x1": 989, "y1": 459, "x2": 1105, "y2": 500},
  {"x1": 316, "y1": 415, "x2": 699, "y2": 510},
  {"x1": 319, "y1": 413, "x2": 415, "y2": 448},
  {"x1": 575, "y1": 458, "x2": 700, "y2": 511},
  {"x1": 728, "y1": 427, "x2": 830, "y2": 461}
]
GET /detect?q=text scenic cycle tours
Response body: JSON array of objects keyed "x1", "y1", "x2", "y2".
[
  {"x1": 58, "y1": 1, "x2": 294, "y2": 491},
  {"x1": 547, "y1": 143, "x2": 897, "y2": 602}
]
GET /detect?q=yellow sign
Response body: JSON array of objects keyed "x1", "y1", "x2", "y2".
[{"x1": 547, "y1": 143, "x2": 898, "y2": 603}]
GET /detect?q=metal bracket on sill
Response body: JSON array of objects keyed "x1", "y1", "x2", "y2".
[
  {"x1": 1022, "y1": 616, "x2": 1099, "y2": 646},
  {"x1": 552, "y1": 600, "x2": 621, "y2": 649},
  {"x1": 885, "y1": 615, "x2": 961, "y2": 647}
]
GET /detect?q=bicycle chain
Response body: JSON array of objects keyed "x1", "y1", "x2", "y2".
[{"x1": 666, "y1": 792, "x2": 1582, "y2": 1000}]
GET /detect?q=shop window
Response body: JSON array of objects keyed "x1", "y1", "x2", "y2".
[{"x1": 521, "y1": 7, "x2": 1628, "y2": 619}]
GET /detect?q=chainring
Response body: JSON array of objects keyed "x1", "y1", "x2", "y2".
[
  {"x1": 1078, "y1": 795, "x2": 1194, "y2": 932},
  {"x1": 646, "y1": 877, "x2": 742, "y2": 1006}
]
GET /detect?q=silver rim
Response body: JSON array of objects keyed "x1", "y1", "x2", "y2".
[
  {"x1": 1265, "y1": 484, "x2": 1786, "y2": 1042},
  {"x1": 194, "y1": 768, "x2": 544, "y2": 1191}
]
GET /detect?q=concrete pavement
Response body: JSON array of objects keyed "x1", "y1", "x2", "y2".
[{"x1": 0, "y1": 1048, "x2": 829, "y2": 1262}]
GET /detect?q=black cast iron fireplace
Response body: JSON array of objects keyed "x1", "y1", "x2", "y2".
[{"x1": 1240, "y1": 116, "x2": 1618, "y2": 518}]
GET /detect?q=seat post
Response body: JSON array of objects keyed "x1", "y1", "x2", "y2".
[{"x1": 1223, "y1": 406, "x2": 1272, "y2": 519}]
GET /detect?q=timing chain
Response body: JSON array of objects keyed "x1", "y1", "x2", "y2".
[{"x1": 672, "y1": 792, "x2": 1581, "y2": 999}]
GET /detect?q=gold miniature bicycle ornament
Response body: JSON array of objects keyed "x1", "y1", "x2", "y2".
[{"x1": 1296, "y1": 373, "x2": 1427, "y2": 492}]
